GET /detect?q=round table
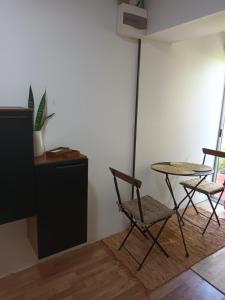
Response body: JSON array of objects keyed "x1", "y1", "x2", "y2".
[
  {"x1": 151, "y1": 161, "x2": 213, "y2": 257},
  {"x1": 151, "y1": 161, "x2": 213, "y2": 176}
]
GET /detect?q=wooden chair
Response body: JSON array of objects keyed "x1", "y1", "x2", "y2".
[
  {"x1": 109, "y1": 167, "x2": 173, "y2": 271},
  {"x1": 180, "y1": 148, "x2": 225, "y2": 235}
]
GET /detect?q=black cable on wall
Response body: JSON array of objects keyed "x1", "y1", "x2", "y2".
[{"x1": 132, "y1": 39, "x2": 142, "y2": 199}]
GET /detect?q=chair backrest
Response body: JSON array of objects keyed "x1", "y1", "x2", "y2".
[
  {"x1": 202, "y1": 148, "x2": 225, "y2": 164},
  {"x1": 109, "y1": 167, "x2": 144, "y2": 222},
  {"x1": 202, "y1": 148, "x2": 225, "y2": 185}
]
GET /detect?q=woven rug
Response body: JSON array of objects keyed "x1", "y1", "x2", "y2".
[{"x1": 103, "y1": 207, "x2": 225, "y2": 292}]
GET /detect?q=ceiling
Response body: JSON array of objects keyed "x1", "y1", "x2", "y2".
[{"x1": 146, "y1": 10, "x2": 225, "y2": 43}]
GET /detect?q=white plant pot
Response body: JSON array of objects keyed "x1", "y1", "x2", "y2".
[{"x1": 33, "y1": 130, "x2": 45, "y2": 157}]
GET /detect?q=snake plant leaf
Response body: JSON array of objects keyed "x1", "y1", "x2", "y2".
[
  {"x1": 41, "y1": 113, "x2": 55, "y2": 128},
  {"x1": 45, "y1": 113, "x2": 55, "y2": 123},
  {"x1": 28, "y1": 85, "x2": 34, "y2": 110},
  {"x1": 35, "y1": 91, "x2": 46, "y2": 131},
  {"x1": 40, "y1": 90, "x2": 47, "y2": 128}
]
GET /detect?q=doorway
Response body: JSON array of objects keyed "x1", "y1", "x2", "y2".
[{"x1": 215, "y1": 82, "x2": 225, "y2": 202}]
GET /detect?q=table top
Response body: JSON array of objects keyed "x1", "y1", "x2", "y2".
[{"x1": 151, "y1": 162, "x2": 213, "y2": 176}]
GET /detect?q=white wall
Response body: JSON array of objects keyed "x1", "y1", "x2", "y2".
[
  {"x1": 147, "y1": 0, "x2": 225, "y2": 34},
  {"x1": 0, "y1": 0, "x2": 138, "y2": 277},
  {"x1": 136, "y1": 34, "x2": 225, "y2": 208}
]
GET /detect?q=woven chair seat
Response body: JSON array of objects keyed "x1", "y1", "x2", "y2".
[
  {"x1": 110, "y1": 167, "x2": 173, "y2": 270},
  {"x1": 180, "y1": 178, "x2": 224, "y2": 194},
  {"x1": 122, "y1": 195, "x2": 174, "y2": 225}
]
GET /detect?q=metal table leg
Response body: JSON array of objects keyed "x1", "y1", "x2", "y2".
[{"x1": 165, "y1": 174, "x2": 189, "y2": 257}]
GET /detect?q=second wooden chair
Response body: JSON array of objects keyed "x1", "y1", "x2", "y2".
[
  {"x1": 180, "y1": 148, "x2": 225, "y2": 235},
  {"x1": 109, "y1": 167, "x2": 173, "y2": 270}
]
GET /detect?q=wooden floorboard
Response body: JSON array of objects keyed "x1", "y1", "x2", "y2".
[
  {"x1": 0, "y1": 202, "x2": 225, "y2": 299},
  {"x1": 103, "y1": 206, "x2": 225, "y2": 292},
  {"x1": 0, "y1": 240, "x2": 224, "y2": 300},
  {"x1": 0, "y1": 242, "x2": 147, "y2": 300}
]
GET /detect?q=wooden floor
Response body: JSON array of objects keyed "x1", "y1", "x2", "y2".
[
  {"x1": 0, "y1": 201, "x2": 225, "y2": 300},
  {"x1": 0, "y1": 242, "x2": 148, "y2": 300},
  {"x1": 0, "y1": 241, "x2": 224, "y2": 300},
  {"x1": 103, "y1": 205, "x2": 225, "y2": 292}
]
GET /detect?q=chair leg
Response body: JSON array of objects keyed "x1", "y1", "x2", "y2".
[
  {"x1": 146, "y1": 226, "x2": 169, "y2": 258},
  {"x1": 181, "y1": 187, "x2": 198, "y2": 222},
  {"x1": 202, "y1": 194, "x2": 222, "y2": 235},
  {"x1": 136, "y1": 224, "x2": 168, "y2": 257},
  {"x1": 137, "y1": 218, "x2": 169, "y2": 271},
  {"x1": 190, "y1": 199, "x2": 199, "y2": 215},
  {"x1": 180, "y1": 200, "x2": 191, "y2": 221},
  {"x1": 136, "y1": 224, "x2": 150, "y2": 240},
  {"x1": 118, "y1": 222, "x2": 135, "y2": 250},
  {"x1": 210, "y1": 203, "x2": 220, "y2": 225},
  {"x1": 177, "y1": 210, "x2": 185, "y2": 226}
]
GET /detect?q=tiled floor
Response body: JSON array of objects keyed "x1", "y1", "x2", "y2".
[
  {"x1": 192, "y1": 246, "x2": 225, "y2": 295},
  {"x1": 149, "y1": 269, "x2": 225, "y2": 300}
]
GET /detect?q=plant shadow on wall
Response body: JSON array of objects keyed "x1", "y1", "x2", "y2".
[{"x1": 28, "y1": 86, "x2": 55, "y2": 157}]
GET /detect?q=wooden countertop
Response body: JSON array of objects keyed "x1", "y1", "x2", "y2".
[
  {"x1": 34, "y1": 152, "x2": 87, "y2": 166},
  {"x1": 0, "y1": 107, "x2": 32, "y2": 112}
]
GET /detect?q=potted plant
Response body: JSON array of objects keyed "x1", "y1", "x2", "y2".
[{"x1": 28, "y1": 85, "x2": 55, "y2": 157}]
